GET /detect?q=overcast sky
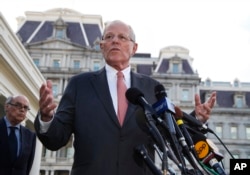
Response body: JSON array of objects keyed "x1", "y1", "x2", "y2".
[{"x1": 1, "y1": 0, "x2": 250, "y2": 83}]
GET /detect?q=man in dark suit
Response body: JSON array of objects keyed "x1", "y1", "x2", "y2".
[
  {"x1": 0, "y1": 95, "x2": 36, "y2": 175},
  {"x1": 35, "y1": 20, "x2": 216, "y2": 175}
]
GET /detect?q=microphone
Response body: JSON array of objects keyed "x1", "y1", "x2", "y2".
[
  {"x1": 173, "y1": 106, "x2": 206, "y2": 174},
  {"x1": 135, "y1": 107, "x2": 165, "y2": 152},
  {"x1": 152, "y1": 84, "x2": 189, "y2": 174},
  {"x1": 126, "y1": 87, "x2": 157, "y2": 124},
  {"x1": 134, "y1": 145, "x2": 163, "y2": 175},
  {"x1": 126, "y1": 87, "x2": 168, "y2": 174},
  {"x1": 174, "y1": 106, "x2": 197, "y2": 155},
  {"x1": 135, "y1": 107, "x2": 182, "y2": 170},
  {"x1": 188, "y1": 127, "x2": 226, "y2": 175},
  {"x1": 153, "y1": 84, "x2": 176, "y2": 135},
  {"x1": 181, "y1": 111, "x2": 210, "y2": 132}
]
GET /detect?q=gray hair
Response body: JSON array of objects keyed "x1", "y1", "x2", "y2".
[
  {"x1": 103, "y1": 20, "x2": 136, "y2": 42},
  {"x1": 5, "y1": 96, "x2": 13, "y2": 104}
]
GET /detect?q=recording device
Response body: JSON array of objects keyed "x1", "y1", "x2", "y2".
[
  {"x1": 188, "y1": 126, "x2": 226, "y2": 175},
  {"x1": 153, "y1": 84, "x2": 176, "y2": 134},
  {"x1": 174, "y1": 106, "x2": 197, "y2": 154},
  {"x1": 152, "y1": 84, "x2": 189, "y2": 174},
  {"x1": 135, "y1": 107, "x2": 182, "y2": 169},
  {"x1": 181, "y1": 111, "x2": 210, "y2": 132},
  {"x1": 134, "y1": 145, "x2": 163, "y2": 175},
  {"x1": 135, "y1": 107, "x2": 165, "y2": 152},
  {"x1": 126, "y1": 87, "x2": 169, "y2": 174},
  {"x1": 173, "y1": 106, "x2": 205, "y2": 173},
  {"x1": 125, "y1": 87, "x2": 156, "y2": 119}
]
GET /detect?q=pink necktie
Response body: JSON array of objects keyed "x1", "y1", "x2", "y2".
[{"x1": 117, "y1": 71, "x2": 128, "y2": 126}]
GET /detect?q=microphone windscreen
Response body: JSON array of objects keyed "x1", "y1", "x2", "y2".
[
  {"x1": 154, "y1": 84, "x2": 167, "y2": 99},
  {"x1": 126, "y1": 87, "x2": 144, "y2": 105}
]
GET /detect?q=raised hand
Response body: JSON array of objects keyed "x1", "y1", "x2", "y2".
[
  {"x1": 194, "y1": 91, "x2": 216, "y2": 123},
  {"x1": 39, "y1": 80, "x2": 57, "y2": 122}
]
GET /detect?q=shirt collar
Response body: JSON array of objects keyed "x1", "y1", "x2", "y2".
[
  {"x1": 4, "y1": 116, "x2": 21, "y2": 129},
  {"x1": 105, "y1": 64, "x2": 131, "y2": 80}
]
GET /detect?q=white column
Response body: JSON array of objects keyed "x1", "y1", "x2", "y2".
[
  {"x1": 51, "y1": 170, "x2": 55, "y2": 175},
  {"x1": 29, "y1": 138, "x2": 42, "y2": 175}
]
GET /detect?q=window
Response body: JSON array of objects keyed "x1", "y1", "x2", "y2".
[
  {"x1": 215, "y1": 125, "x2": 222, "y2": 138},
  {"x1": 55, "y1": 29, "x2": 64, "y2": 39},
  {"x1": 73, "y1": 60, "x2": 80, "y2": 69},
  {"x1": 53, "y1": 60, "x2": 60, "y2": 68},
  {"x1": 33, "y1": 58, "x2": 40, "y2": 67},
  {"x1": 235, "y1": 96, "x2": 243, "y2": 108},
  {"x1": 93, "y1": 61, "x2": 100, "y2": 71},
  {"x1": 230, "y1": 126, "x2": 238, "y2": 139},
  {"x1": 52, "y1": 84, "x2": 58, "y2": 96},
  {"x1": 205, "y1": 79, "x2": 211, "y2": 86},
  {"x1": 181, "y1": 89, "x2": 189, "y2": 101},
  {"x1": 172, "y1": 63, "x2": 179, "y2": 74},
  {"x1": 246, "y1": 127, "x2": 250, "y2": 139},
  {"x1": 234, "y1": 80, "x2": 239, "y2": 87}
]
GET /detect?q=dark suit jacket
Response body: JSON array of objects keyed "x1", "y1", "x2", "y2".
[
  {"x1": 0, "y1": 117, "x2": 36, "y2": 175},
  {"x1": 35, "y1": 68, "x2": 160, "y2": 175}
]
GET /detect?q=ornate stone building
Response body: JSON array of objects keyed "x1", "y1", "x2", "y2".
[{"x1": 1, "y1": 8, "x2": 250, "y2": 175}]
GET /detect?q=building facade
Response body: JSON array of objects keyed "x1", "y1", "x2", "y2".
[{"x1": 1, "y1": 8, "x2": 249, "y2": 174}]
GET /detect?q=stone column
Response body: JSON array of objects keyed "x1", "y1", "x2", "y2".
[{"x1": 29, "y1": 139, "x2": 42, "y2": 175}]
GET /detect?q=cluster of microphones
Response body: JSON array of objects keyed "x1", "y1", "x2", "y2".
[{"x1": 126, "y1": 84, "x2": 230, "y2": 175}]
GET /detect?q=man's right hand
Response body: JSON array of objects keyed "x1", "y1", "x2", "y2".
[{"x1": 39, "y1": 80, "x2": 57, "y2": 122}]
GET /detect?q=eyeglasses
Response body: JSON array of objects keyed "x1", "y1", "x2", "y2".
[
  {"x1": 102, "y1": 33, "x2": 134, "y2": 42},
  {"x1": 8, "y1": 103, "x2": 30, "y2": 111}
]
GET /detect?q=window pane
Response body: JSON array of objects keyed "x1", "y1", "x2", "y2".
[
  {"x1": 172, "y1": 63, "x2": 179, "y2": 73},
  {"x1": 53, "y1": 60, "x2": 60, "y2": 68},
  {"x1": 33, "y1": 59, "x2": 40, "y2": 67},
  {"x1": 235, "y1": 96, "x2": 243, "y2": 108},
  {"x1": 52, "y1": 84, "x2": 58, "y2": 96},
  {"x1": 182, "y1": 89, "x2": 189, "y2": 101},
  {"x1": 215, "y1": 126, "x2": 222, "y2": 138},
  {"x1": 246, "y1": 127, "x2": 250, "y2": 139},
  {"x1": 93, "y1": 61, "x2": 100, "y2": 71},
  {"x1": 73, "y1": 60, "x2": 80, "y2": 69},
  {"x1": 56, "y1": 30, "x2": 63, "y2": 39},
  {"x1": 230, "y1": 126, "x2": 237, "y2": 139}
]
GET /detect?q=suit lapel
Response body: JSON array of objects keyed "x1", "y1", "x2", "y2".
[
  {"x1": 123, "y1": 72, "x2": 145, "y2": 126},
  {"x1": 89, "y1": 69, "x2": 149, "y2": 127},
  {"x1": 90, "y1": 68, "x2": 120, "y2": 127}
]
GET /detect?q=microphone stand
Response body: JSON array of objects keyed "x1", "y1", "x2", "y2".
[
  {"x1": 144, "y1": 109, "x2": 168, "y2": 175},
  {"x1": 135, "y1": 145, "x2": 163, "y2": 175}
]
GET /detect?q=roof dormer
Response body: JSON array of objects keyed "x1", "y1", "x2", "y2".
[{"x1": 52, "y1": 17, "x2": 68, "y2": 40}]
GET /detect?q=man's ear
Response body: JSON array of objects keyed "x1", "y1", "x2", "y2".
[
  {"x1": 99, "y1": 41, "x2": 104, "y2": 49},
  {"x1": 131, "y1": 43, "x2": 138, "y2": 56}
]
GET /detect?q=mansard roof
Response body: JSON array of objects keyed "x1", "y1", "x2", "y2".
[
  {"x1": 156, "y1": 55, "x2": 195, "y2": 74},
  {"x1": 200, "y1": 90, "x2": 250, "y2": 108},
  {"x1": 16, "y1": 8, "x2": 103, "y2": 48}
]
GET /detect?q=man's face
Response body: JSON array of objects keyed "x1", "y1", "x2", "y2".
[
  {"x1": 100, "y1": 21, "x2": 138, "y2": 70},
  {"x1": 5, "y1": 96, "x2": 30, "y2": 125}
]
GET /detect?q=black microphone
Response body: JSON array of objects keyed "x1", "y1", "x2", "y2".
[
  {"x1": 152, "y1": 84, "x2": 189, "y2": 174},
  {"x1": 135, "y1": 107, "x2": 182, "y2": 170},
  {"x1": 173, "y1": 106, "x2": 206, "y2": 174},
  {"x1": 181, "y1": 111, "x2": 210, "y2": 132},
  {"x1": 125, "y1": 87, "x2": 156, "y2": 117},
  {"x1": 126, "y1": 87, "x2": 168, "y2": 174},
  {"x1": 174, "y1": 106, "x2": 197, "y2": 155},
  {"x1": 188, "y1": 127, "x2": 226, "y2": 175},
  {"x1": 135, "y1": 107, "x2": 165, "y2": 152},
  {"x1": 153, "y1": 84, "x2": 176, "y2": 135},
  {"x1": 134, "y1": 145, "x2": 163, "y2": 175}
]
